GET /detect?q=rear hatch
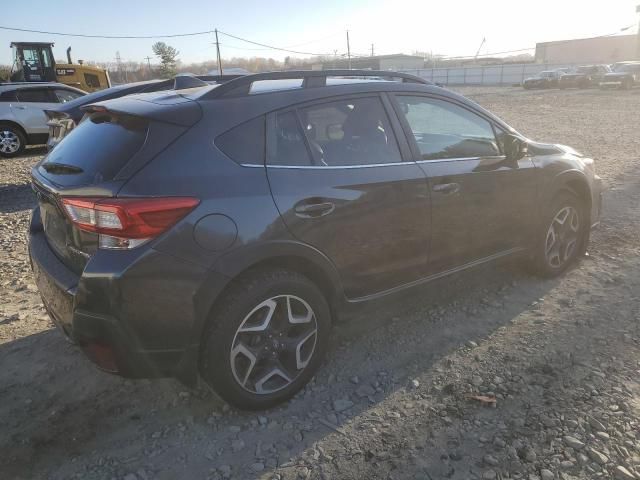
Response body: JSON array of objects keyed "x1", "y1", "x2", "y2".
[{"x1": 32, "y1": 91, "x2": 203, "y2": 274}]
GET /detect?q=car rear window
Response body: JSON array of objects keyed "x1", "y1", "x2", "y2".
[{"x1": 39, "y1": 113, "x2": 148, "y2": 186}]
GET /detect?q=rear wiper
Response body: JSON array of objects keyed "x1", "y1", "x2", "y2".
[{"x1": 41, "y1": 162, "x2": 84, "y2": 174}]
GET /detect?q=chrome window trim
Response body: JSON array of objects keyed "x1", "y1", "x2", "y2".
[
  {"x1": 416, "y1": 155, "x2": 507, "y2": 164},
  {"x1": 241, "y1": 162, "x2": 406, "y2": 170},
  {"x1": 241, "y1": 155, "x2": 508, "y2": 169}
]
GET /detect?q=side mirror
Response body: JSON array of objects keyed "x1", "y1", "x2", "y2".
[{"x1": 504, "y1": 134, "x2": 528, "y2": 161}]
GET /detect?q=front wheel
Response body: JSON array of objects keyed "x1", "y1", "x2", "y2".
[
  {"x1": 0, "y1": 125, "x2": 25, "y2": 158},
  {"x1": 529, "y1": 192, "x2": 589, "y2": 277},
  {"x1": 200, "y1": 269, "x2": 331, "y2": 410}
]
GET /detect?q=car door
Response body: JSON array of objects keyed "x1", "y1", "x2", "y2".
[
  {"x1": 11, "y1": 87, "x2": 59, "y2": 135},
  {"x1": 390, "y1": 94, "x2": 537, "y2": 274},
  {"x1": 266, "y1": 94, "x2": 432, "y2": 299}
]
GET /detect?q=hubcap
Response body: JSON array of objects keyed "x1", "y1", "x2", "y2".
[
  {"x1": 230, "y1": 295, "x2": 318, "y2": 395},
  {"x1": 545, "y1": 206, "x2": 580, "y2": 268},
  {"x1": 0, "y1": 130, "x2": 20, "y2": 154}
]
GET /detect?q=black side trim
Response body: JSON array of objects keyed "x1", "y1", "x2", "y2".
[
  {"x1": 348, "y1": 247, "x2": 526, "y2": 303},
  {"x1": 27, "y1": 133, "x2": 49, "y2": 145}
]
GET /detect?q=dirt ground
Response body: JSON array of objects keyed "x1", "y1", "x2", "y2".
[{"x1": 1, "y1": 86, "x2": 640, "y2": 480}]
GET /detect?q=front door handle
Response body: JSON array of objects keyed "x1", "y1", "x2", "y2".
[
  {"x1": 432, "y1": 182, "x2": 460, "y2": 195},
  {"x1": 13, "y1": 105, "x2": 27, "y2": 110},
  {"x1": 294, "y1": 201, "x2": 335, "y2": 218}
]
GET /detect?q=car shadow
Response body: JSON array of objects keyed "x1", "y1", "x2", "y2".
[
  {"x1": 0, "y1": 258, "x2": 562, "y2": 479},
  {"x1": 0, "y1": 183, "x2": 35, "y2": 214}
]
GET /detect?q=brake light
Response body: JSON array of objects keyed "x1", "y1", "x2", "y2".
[{"x1": 61, "y1": 197, "x2": 199, "y2": 250}]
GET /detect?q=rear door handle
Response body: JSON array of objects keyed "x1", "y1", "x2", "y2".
[
  {"x1": 432, "y1": 182, "x2": 460, "y2": 194},
  {"x1": 13, "y1": 105, "x2": 27, "y2": 110},
  {"x1": 294, "y1": 201, "x2": 335, "y2": 218}
]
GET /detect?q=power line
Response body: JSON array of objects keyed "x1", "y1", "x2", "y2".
[
  {"x1": 0, "y1": 24, "x2": 215, "y2": 39},
  {"x1": 217, "y1": 29, "x2": 333, "y2": 56}
]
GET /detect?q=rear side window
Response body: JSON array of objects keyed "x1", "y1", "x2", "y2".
[
  {"x1": 54, "y1": 89, "x2": 83, "y2": 103},
  {"x1": 39, "y1": 113, "x2": 148, "y2": 186},
  {"x1": 216, "y1": 116, "x2": 265, "y2": 165},
  {"x1": 0, "y1": 90, "x2": 18, "y2": 102},
  {"x1": 268, "y1": 111, "x2": 313, "y2": 166},
  {"x1": 17, "y1": 88, "x2": 52, "y2": 103},
  {"x1": 298, "y1": 97, "x2": 402, "y2": 166}
]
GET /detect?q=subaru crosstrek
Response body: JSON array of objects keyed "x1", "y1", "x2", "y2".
[{"x1": 29, "y1": 70, "x2": 603, "y2": 410}]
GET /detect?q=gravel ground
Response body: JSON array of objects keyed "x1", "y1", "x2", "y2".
[{"x1": 1, "y1": 87, "x2": 640, "y2": 480}]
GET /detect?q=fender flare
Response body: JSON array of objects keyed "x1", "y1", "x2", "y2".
[
  {"x1": 190, "y1": 240, "x2": 344, "y2": 344},
  {"x1": 539, "y1": 169, "x2": 592, "y2": 225}
]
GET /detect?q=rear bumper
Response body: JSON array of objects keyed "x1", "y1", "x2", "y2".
[{"x1": 28, "y1": 208, "x2": 228, "y2": 383}]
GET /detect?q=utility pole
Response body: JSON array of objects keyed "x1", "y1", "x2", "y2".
[
  {"x1": 346, "y1": 30, "x2": 351, "y2": 69},
  {"x1": 636, "y1": 4, "x2": 640, "y2": 60},
  {"x1": 371, "y1": 43, "x2": 374, "y2": 57},
  {"x1": 474, "y1": 37, "x2": 486, "y2": 61},
  {"x1": 115, "y1": 51, "x2": 126, "y2": 83},
  {"x1": 144, "y1": 56, "x2": 152, "y2": 71},
  {"x1": 215, "y1": 29, "x2": 223, "y2": 76}
]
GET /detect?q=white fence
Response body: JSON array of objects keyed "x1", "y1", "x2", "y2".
[{"x1": 399, "y1": 63, "x2": 580, "y2": 86}]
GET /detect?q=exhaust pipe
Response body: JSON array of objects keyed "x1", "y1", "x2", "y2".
[{"x1": 66, "y1": 47, "x2": 72, "y2": 64}]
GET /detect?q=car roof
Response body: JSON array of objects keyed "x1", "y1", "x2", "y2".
[
  {"x1": 88, "y1": 70, "x2": 516, "y2": 135},
  {"x1": 0, "y1": 82, "x2": 86, "y2": 94}
]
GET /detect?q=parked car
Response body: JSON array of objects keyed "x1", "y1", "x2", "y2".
[
  {"x1": 558, "y1": 65, "x2": 611, "y2": 89},
  {"x1": 29, "y1": 70, "x2": 602, "y2": 410},
  {"x1": 599, "y1": 62, "x2": 640, "y2": 90},
  {"x1": 522, "y1": 70, "x2": 564, "y2": 89},
  {"x1": 0, "y1": 82, "x2": 85, "y2": 157},
  {"x1": 45, "y1": 74, "x2": 242, "y2": 150}
]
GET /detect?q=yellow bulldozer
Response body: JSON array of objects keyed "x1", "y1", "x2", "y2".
[{"x1": 9, "y1": 42, "x2": 110, "y2": 92}]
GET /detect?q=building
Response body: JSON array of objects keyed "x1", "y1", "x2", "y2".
[
  {"x1": 535, "y1": 34, "x2": 639, "y2": 65},
  {"x1": 313, "y1": 54, "x2": 425, "y2": 71}
]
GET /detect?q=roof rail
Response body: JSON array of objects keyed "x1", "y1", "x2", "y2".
[{"x1": 204, "y1": 69, "x2": 431, "y2": 99}]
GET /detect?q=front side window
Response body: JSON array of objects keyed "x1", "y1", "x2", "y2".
[
  {"x1": 54, "y1": 89, "x2": 83, "y2": 103},
  {"x1": 16, "y1": 88, "x2": 52, "y2": 103},
  {"x1": 396, "y1": 96, "x2": 500, "y2": 160},
  {"x1": 298, "y1": 97, "x2": 402, "y2": 166}
]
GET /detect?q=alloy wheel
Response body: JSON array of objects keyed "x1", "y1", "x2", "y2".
[
  {"x1": 0, "y1": 130, "x2": 20, "y2": 154},
  {"x1": 545, "y1": 205, "x2": 580, "y2": 268},
  {"x1": 230, "y1": 295, "x2": 318, "y2": 395}
]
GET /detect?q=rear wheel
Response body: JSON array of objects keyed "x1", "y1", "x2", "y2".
[
  {"x1": 200, "y1": 269, "x2": 331, "y2": 410},
  {"x1": 0, "y1": 124, "x2": 25, "y2": 158},
  {"x1": 529, "y1": 192, "x2": 588, "y2": 277}
]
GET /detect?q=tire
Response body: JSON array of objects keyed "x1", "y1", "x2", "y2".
[
  {"x1": 0, "y1": 124, "x2": 26, "y2": 158},
  {"x1": 529, "y1": 192, "x2": 589, "y2": 278},
  {"x1": 200, "y1": 269, "x2": 331, "y2": 410}
]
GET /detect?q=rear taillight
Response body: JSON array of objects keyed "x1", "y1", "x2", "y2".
[{"x1": 61, "y1": 197, "x2": 199, "y2": 250}]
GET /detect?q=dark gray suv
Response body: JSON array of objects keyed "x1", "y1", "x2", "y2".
[{"x1": 29, "y1": 70, "x2": 602, "y2": 409}]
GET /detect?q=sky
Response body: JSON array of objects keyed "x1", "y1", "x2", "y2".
[{"x1": 1, "y1": 0, "x2": 638, "y2": 66}]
